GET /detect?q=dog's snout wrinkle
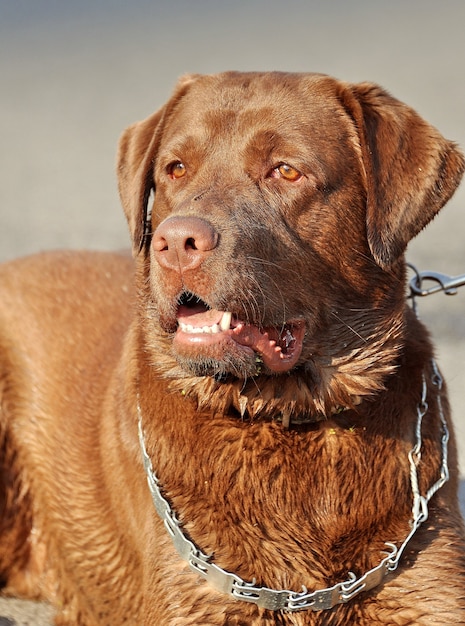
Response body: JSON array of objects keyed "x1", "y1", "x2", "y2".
[{"x1": 152, "y1": 216, "x2": 218, "y2": 272}]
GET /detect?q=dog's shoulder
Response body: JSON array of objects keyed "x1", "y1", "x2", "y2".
[
  {"x1": 0, "y1": 249, "x2": 135, "y2": 391},
  {"x1": 0, "y1": 249, "x2": 134, "y2": 321}
]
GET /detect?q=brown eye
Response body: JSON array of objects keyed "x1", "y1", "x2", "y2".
[
  {"x1": 168, "y1": 161, "x2": 186, "y2": 179},
  {"x1": 274, "y1": 163, "x2": 302, "y2": 182}
]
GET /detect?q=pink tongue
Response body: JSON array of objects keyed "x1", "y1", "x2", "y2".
[{"x1": 232, "y1": 323, "x2": 304, "y2": 373}]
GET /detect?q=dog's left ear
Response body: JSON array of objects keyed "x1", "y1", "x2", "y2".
[
  {"x1": 117, "y1": 75, "x2": 198, "y2": 255},
  {"x1": 339, "y1": 82, "x2": 465, "y2": 268}
]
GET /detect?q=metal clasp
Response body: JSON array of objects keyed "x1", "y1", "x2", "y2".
[{"x1": 408, "y1": 266, "x2": 465, "y2": 297}]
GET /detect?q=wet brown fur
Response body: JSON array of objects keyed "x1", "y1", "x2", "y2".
[{"x1": 1, "y1": 72, "x2": 465, "y2": 624}]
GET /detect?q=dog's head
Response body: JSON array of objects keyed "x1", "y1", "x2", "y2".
[{"x1": 117, "y1": 72, "x2": 464, "y2": 422}]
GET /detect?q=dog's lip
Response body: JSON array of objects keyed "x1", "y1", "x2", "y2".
[{"x1": 176, "y1": 304, "x2": 305, "y2": 373}]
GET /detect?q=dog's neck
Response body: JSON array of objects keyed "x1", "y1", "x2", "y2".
[{"x1": 136, "y1": 359, "x2": 450, "y2": 613}]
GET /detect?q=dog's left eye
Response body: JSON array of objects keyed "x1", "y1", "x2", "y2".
[
  {"x1": 270, "y1": 163, "x2": 303, "y2": 182},
  {"x1": 167, "y1": 161, "x2": 187, "y2": 179}
]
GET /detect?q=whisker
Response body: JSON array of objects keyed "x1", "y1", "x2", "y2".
[
  {"x1": 331, "y1": 310, "x2": 368, "y2": 343},
  {"x1": 246, "y1": 256, "x2": 303, "y2": 280}
]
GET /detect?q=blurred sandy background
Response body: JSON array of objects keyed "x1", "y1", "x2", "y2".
[{"x1": 0, "y1": 0, "x2": 464, "y2": 623}]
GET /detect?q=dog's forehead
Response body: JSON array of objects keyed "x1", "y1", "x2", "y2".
[
  {"x1": 162, "y1": 72, "x2": 349, "y2": 151},
  {"x1": 187, "y1": 71, "x2": 336, "y2": 104}
]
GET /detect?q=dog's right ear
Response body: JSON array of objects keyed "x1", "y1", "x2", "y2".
[
  {"x1": 117, "y1": 110, "x2": 164, "y2": 255},
  {"x1": 117, "y1": 75, "x2": 198, "y2": 255}
]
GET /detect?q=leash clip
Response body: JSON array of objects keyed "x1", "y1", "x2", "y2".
[{"x1": 408, "y1": 264, "x2": 465, "y2": 297}]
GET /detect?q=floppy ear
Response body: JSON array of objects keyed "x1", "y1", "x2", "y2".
[
  {"x1": 117, "y1": 75, "x2": 199, "y2": 255},
  {"x1": 117, "y1": 110, "x2": 164, "y2": 254},
  {"x1": 339, "y1": 82, "x2": 464, "y2": 268}
]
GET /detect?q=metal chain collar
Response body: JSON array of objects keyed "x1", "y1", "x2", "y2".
[{"x1": 137, "y1": 359, "x2": 449, "y2": 613}]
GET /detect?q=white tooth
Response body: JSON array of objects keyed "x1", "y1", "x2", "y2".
[
  {"x1": 220, "y1": 311, "x2": 232, "y2": 332},
  {"x1": 180, "y1": 322, "x2": 223, "y2": 334}
]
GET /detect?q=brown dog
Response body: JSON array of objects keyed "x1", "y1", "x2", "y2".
[{"x1": 1, "y1": 72, "x2": 464, "y2": 625}]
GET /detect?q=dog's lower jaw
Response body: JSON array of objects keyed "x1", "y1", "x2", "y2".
[{"x1": 173, "y1": 351, "x2": 261, "y2": 380}]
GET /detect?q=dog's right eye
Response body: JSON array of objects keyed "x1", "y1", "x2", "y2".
[
  {"x1": 269, "y1": 163, "x2": 303, "y2": 182},
  {"x1": 167, "y1": 161, "x2": 187, "y2": 179}
]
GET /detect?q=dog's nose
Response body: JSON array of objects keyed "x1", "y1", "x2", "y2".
[{"x1": 152, "y1": 216, "x2": 219, "y2": 272}]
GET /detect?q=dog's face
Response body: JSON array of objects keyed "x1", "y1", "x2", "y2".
[
  {"x1": 148, "y1": 74, "x2": 373, "y2": 377},
  {"x1": 118, "y1": 72, "x2": 464, "y2": 421}
]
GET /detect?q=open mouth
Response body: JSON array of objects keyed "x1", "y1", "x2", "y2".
[{"x1": 173, "y1": 293, "x2": 305, "y2": 374}]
